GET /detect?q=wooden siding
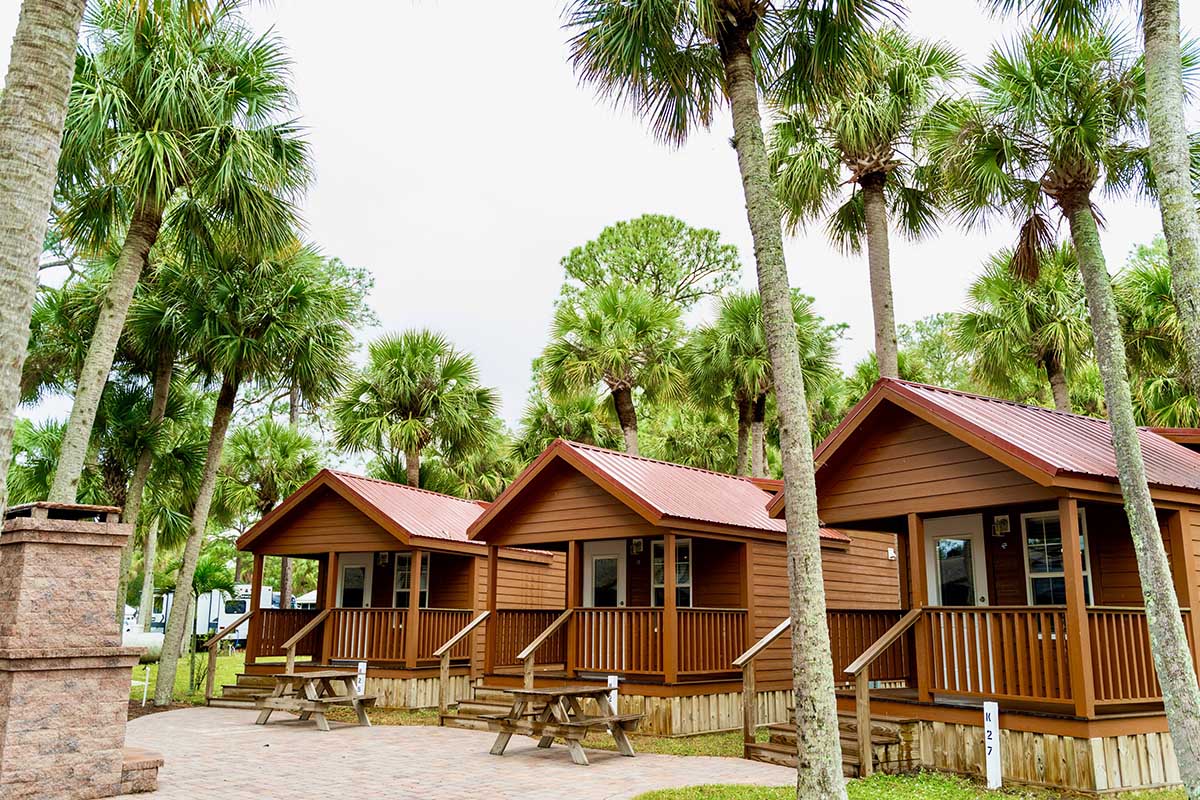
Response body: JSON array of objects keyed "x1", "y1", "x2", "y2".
[
  {"x1": 823, "y1": 530, "x2": 900, "y2": 610},
  {"x1": 623, "y1": 536, "x2": 743, "y2": 609},
  {"x1": 750, "y1": 541, "x2": 791, "y2": 691},
  {"x1": 470, "y1": 551, "x2": 566, "y2": 672},
  {"x1": 251, "y1": 487, "x2": 400, "y2": 555},
  {"x1": 818, "y1": 407, "x2": 1055, "y2": 523},
  {"x1": 480, "y1": 461, "x2": 659, "y2": 546},
  {"x1": 429, "y1": 552, "x2": 473, "y2": 609}
]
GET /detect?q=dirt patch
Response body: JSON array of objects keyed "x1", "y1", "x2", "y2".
[{"x1": 128, "y1": 700, "x2": 191, "y2": 721}]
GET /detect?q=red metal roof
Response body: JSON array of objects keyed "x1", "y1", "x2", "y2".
[
  {"x1": 325, "y1": 470, "x2": 486, "y2": 542},
  {"x1": 478, "y1": 440, "x2": 848, "y2": 542},
  {"x1": 825, "y1": 380, "x2": 1200, "y2": 492}
]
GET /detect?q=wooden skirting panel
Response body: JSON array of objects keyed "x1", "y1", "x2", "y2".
[
  {"x1": 364, "y1": 674, "x2": 472, "y2": 709},
  {"x1": 619, "y1": 689, "x2": 791, "y2": 736},
  {"x1": 917, "y1": 721, "x2": 1182, "y2": 794}
]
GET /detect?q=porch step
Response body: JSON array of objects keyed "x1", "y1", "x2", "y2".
[
  {"x1": 745, "y1": 712, "x2": 918, "y2": 778},
  {"x1": 437, "y1": 684, "x2": 548, "y2": 730},
  {"x1": 206, "y1": 697, "x2": 259, "y2": 709},
  {"x1": 206, "y1": 672, "x2": 280, "y2": 708},
  {"x1": 743, "y1": 742, "x2": 859, "y2": 778}
]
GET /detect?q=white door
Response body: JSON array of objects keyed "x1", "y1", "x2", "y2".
[
  {"x1": 583, "y1": 541, "x2": 626, "y2": 607},
  {"x1": 924, "y1": 514, "x2": 989, "y2": 606},
  {"x1": 337, "y1": 553, "x2": 374, "y2": 608}
]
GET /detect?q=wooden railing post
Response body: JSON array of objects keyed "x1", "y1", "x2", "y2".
[
  {"x1": 663, "y1": 533, "x2": 678, "y2": 684},
  {"x1": 566, "y1": 541, "x2": 581, "y2": 677},
  {"x1": 855, "y1": 667, "x2": 872, "y2": 776},
  {"x1": 321, "y1": 552, "x2": 339, "y2": 664},
  {"x1": 203, "y1": 609, "x2": 254, "y2": 702},
  {"x1": 1061, "y1": 498, "x2": 1095, "y2": 717},
  {"x1": 907, "y1": 513, "x2": 932, "y2": 702},
  {"x1": 431, "y1": 610, "x2": 490, "y2": 721},
  {"x1": 405, "y1": 549, "x2": 423, "y2": 669},
  {"x1": 741, "y1": 663, "x2": 756, "y2": 752},
  {"x1": 245, "y1": 554, "x2": 265, "y2": 664}
]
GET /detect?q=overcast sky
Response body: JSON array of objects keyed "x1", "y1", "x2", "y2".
[{"x1": 4, "y1": 0, "x2": 1198, "y2": 428}]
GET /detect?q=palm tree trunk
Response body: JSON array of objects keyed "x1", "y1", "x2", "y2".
[
  {"x1": 49, "y1": 206, "x2": 162, "y2": 503},
  {"x1": 611, "y1": 386, "x2": 639, "y2": 456},
  {"x1": 1044, "y1": 353, "x2": 1071, "y2": 413},
  {"x1": 860, "y1": 175, "x2": 900, "y2": 380},
  {"x1": 154, "y1": 373, "x2": 239, "y2": 706},
  {"x1": 279, "y1": 380, "x2": 300, "y2": 607},
  {"x1": 139, "y1": 516, "x2": 158, "y2": 633},
  {"x1": 751, "y1": 393, "x2": 767, "y2": 478},
  {"x1": 0, "y1": 0, "x2": 87, "y2": 513},
  {"x1": 735, "y1": 395, "x2": 751, "y2": 476},
  {"x1": 1063, "y1": 190, "x2": 1200, "y2": 795},
  {"x1": 720, "y1": 24, "x2": 846, "y2": 799},
  {"x1": 406, "y1": 444, "x2": 421, "y2": 487},
  {"x1": 116, "y1": 347, "x2": 173, "y2": 623},
  {"x1": 1143, "y1": 0, "x2": 1200, "y2": 399}
]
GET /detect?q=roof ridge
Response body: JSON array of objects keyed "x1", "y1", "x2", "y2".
[
  {"x1": 326, "y1": 469, "x2": 485, "y2": 506},
  {"x1": 560, "y1": 439, "x2": 763, "y2": 485}
]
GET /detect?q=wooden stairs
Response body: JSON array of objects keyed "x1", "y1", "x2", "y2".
[
  {"x1": 744, "y1": 711, "x2": 919, "y2": 778},
  {"x1": 207, "y1": 672, "x2": 275, "y2": 709}
]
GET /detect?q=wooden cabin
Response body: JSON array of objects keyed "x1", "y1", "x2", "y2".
[
  {"x1": 227, "y1": 469, "x2": 564, "y2": 708},
  {"x1": 464, "y1": 439, "x2": 901, "y2": 735},
  {"x1": 759, "y1": 379, "x2": 1200, "y2": 793}
]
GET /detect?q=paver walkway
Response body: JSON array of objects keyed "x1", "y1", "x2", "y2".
[{"x1": 119, "y1": 706, "x2": 795, "y2": 799}]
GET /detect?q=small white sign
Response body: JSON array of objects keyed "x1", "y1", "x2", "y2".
[
  {"x1": 607, "y1": 675, "x2": 619, "y2": 710},
  {"x1": 983, "y1": 701, "x2": 1001, "y2": 789},
  {"x1": 356, "y1": 661, "x2": 367, "y2": 695}
]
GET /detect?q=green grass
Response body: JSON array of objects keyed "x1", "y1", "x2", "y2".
[
  {"x1": 631, "y1": 773, "x2": 1188, "y2": 800},
  {"x1": 129, "y1": 650, "x2": 246, "y2": 705}
]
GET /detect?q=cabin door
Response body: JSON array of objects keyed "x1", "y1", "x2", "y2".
[
  {"x1": 582, "y1": 540, "x2": 626, "y2": 607},
  {"x1": 337, "y1": 553, "x2": 374, "y2": 608},
  {"x1": 924, "y1": 514, "x2": 989, "y2": 606}
]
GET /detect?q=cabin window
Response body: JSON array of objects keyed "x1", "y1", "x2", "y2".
[
  {"x1": 394, "y1": 554, "x2": 430, "y2": 609},
  {"x1": 651, "y1": 539, "x2": 692, "y2": 608},
  {"x1": 1022, "y1": 510, "x2": 1091, "y2": 606}
]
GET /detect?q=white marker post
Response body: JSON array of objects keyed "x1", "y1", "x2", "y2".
[
  {"x1": 356, "y1": 661, "x2": 367, "y2": 696},
  {"x1": 983, "y1": 701, "x2": 1001, "y2": 789},
  {"x1": 607, "y1": 675, "x2": 619, "y2": 711}
]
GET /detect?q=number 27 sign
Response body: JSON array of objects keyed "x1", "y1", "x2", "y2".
[{"x1": 984, "y1": 701, "x2": 1001, "y2": 789}]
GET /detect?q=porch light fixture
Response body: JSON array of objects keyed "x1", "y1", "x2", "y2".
[
  {"x1": 630, "y1": 539, "x2": 643, "y2": 555},
  {"x1": 992, "y1": 515, "x2": 1011, "y2": 537},
  {"x1": 377, "y1": 552, "x2": 390, "y2": 566}
]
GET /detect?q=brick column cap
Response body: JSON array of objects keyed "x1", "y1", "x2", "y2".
[{"x1": 1, "y1": 517, "x2": 131, "y2": 546}]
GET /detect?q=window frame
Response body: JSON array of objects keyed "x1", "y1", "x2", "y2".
[
  {"x1": 650, "y1": 538, "x2": 693, "y2": 608},
  {"x1": 393, "y1": 552, "x2": 430, "y2": 609},
  {"x1": 1021, "y1": 509, "x2": 1092, "y2": 606}
]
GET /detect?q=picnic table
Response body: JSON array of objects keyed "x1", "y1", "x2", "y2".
[
  {"x1": 255, "y1": 670, "x2": 376, "y2": 732},
  {"x1": 483, "y1": 685, "x2": 643, "y2": 766}
]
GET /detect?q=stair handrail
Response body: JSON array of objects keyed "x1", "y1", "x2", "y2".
[
  {"x1": 434, "y1": 610, "x2": 491, "y2": 719},
  {"x1": 732, "y1": 617, "x2": 791, "y2": 754},
  {"x1": 517, "y1": 609, "x2": 573, "y2": 689},
  {"x1": 842, "y1": 607, "x2": 923, "y2": 778},
  {"x1": 202, "y1": 609, "x2": 254, "y2": 702},
  {"x1": 282, "y1": 608, "x2": 331, "y2": 674}
]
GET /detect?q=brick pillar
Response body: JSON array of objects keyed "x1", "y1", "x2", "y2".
[{"x1": 0, "y1": 503, "x2": 155, "y2": 799}]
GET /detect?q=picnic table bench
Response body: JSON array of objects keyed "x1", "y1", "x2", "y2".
[
  {"x1": 255, "y1": 670, "x2": 376, "y2": 732},
  {"x1": 484, "y1": 685, "x2": 643, "y2": 766}
]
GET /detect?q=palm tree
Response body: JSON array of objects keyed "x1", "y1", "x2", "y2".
[
  {"x1": 512, "y1": 383, "x2": 621, "y2": 463},
  {"x1": 0, "y1": 0, "x2": 90, "y2": 514},
  {"x1": 332, "y1": 330, "x2": 500, "y2": 489},
  {"x1": 955, "y1": 244, "x2": 1092, "y2": 412},
  {"x1": 153, "y1": 239, "x2": 341, "y2": 706},
  {"x1": 986, "y1": 0, "x2": 1200, "y2": 409},
  {"x1": 216, "y1": 419, "x2": 320, "y2": 607},
  {"x1": 542, "y1": 283, "x2": 685, "y2": 456},
  {"x1": 419, "y1": 427, "x2": 519, "y2": 502},
  {"x1": 642, "y1": 403, "x2": 739, "y2": 474},
  {"x1": 564, "y1": 3, "x2": 894, "y2": 789},
  {"x1": 686, "y1": 290, "x2": 838, "y2": 476},
  {"x1": 929, "y1": 25, "x2": 1200, "y2": 779},
  {"x1": 48, "y1": 0, "x2": 310, "y2": 503},
  {"x1": 6, "y1": 419, "x2": 106, "y2": 505},
  {"x1": 769, "y1": 26, "x2": 960, "y2": 378}
]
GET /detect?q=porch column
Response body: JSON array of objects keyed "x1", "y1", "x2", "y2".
[
  {"x1": 566, "y1": 541, "x2": 582, "y2": 677},
  {"x1": 321, "y1": 551, "x2": 340, "y2": 665},
  {"x1": 1060, "y1": 498, "x2": 1096, "y2": 718},
  {"x1": 405, "y1": 549, "x2": 423, "y2": 668},
  {"x1": 663, "y1": 533, "x2": 678, "y2": 684},
  {"x1": 1165, "y1": 509, "x2": 1200, "y2": 675},
  {"x1": 246, "y1": 553, "x2": 265, "y2": 664},
  {"x1": 484, "y1": 545, "x2": 498, "y2": 674},
  {"x1": 907, "y1": 513, "x2": 933, "y2": 702}
]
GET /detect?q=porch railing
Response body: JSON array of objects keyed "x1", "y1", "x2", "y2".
[
  {"x1": 678, "y1": 609, "x2": 747, "y2": 674},
  {"x1": 1090, "y1": 608, "x2": 1192, "y2": 704},
  {"x1": 251, "y1": 608, "x2": 322, "y2": 660},
  {"x1": 417, "y1": 608, "x2": 474, "y2": 660},
  {"x1": 827, "y1": 609, "x2": 909, "y2": 683},
  {"x1": 574, "y1": 608, "x2": 663, "y2": 675},
  {"x1": 327, "y1": 608, "x2": 406, "y2": 662},
  {"x1": 492, "y1": 609, "x2": 566, "y2": 668},
  {"x1": 926, "y1": 606, "x2": 1072, "y2": 703}
]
